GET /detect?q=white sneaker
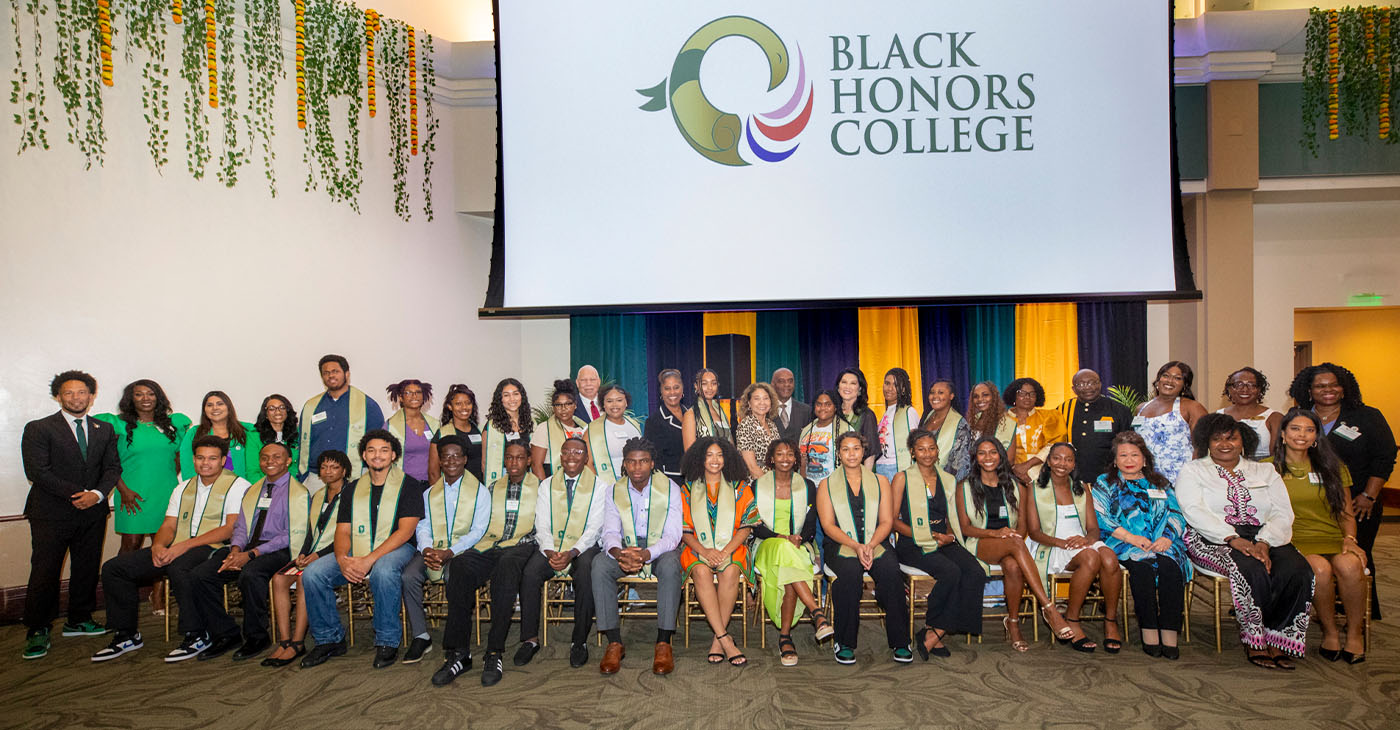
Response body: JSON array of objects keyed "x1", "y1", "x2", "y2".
[
  {"x1": 91, "y1": 633, "x2": 143, "y2": 662},
  {"x1": 165, "y1": 633, "x2": 211, "y2": 662}
]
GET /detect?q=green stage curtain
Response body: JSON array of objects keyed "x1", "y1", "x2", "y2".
[
  {"x1": 756, "y1": 310, "x2": 804, "y2": 401},
  {"x1": 570, "y1": 314, "x2": 649, "y2": 423},
  {"x1": 964, "y1": 305, "x2": 1016, "y2": 393}
]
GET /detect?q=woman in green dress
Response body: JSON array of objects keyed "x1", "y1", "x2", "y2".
[
  {"x1": 1272, "y1": 407, "x2": 1369, "y2": 663},
  {"x1": 178, "y1": 390, "x2": 256, "y2": 480}
]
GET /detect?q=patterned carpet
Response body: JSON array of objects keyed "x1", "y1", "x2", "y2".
[{"x1": 4, "y1": 531, "x2": 1400, "y2": 730}]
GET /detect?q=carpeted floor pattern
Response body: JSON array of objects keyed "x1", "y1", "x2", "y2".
[{"x1": 5, "y1": 530, "x2": 1400, "y2": 730}]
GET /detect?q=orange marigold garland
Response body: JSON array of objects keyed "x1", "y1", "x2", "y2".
[
  {"x1": 1381, "y1": 11, "x2": 1392, "y2": 140},
  {"x1": 295, "y1": 0, "x2": 306, "y2": 129},
  {"x1": 97, "y1": 0, "x2": 113, "y2": 86},
  {"x1": 1327, "y1": 10, "x2": 1339, "y2": 141},
  {"x1": 172, "y1": 0, "x2": 182, "y2": 23},
  {"x1": 408, "y1": 24, "x2": 418, "y2": 155},
  {"x1": 365, "y1": 9, "x2": 380, "y2": 117},
  {"x1": 205, "y1": 0, "x2": 217, "y2": 107}
]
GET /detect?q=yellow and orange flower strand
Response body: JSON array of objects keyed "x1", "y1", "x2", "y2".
[
  {"x1": 1326, "y1": 10, "x2": 1339, "y2": 141},
  {"x1": 205, "y1": 0, "x2": 217, "y2": 107},
  {"x1": 97, "y1": 0, "x2": 113, "y2": 86},
  {"x1": 365, "y1": 9, "x2": 380, "y2": 117},
  {"x1": 172, "y1": 0, "x2": 181, "y2": 23},
  {"x1": 408, "y1": 24, "x2": 418, "y2": 155},
  {"x1": 1381, "y1": 11, "x2": 1392, "y2": 140},
  {"x1": 295, "y1": 0, "x2": 306, "y2": 129}
]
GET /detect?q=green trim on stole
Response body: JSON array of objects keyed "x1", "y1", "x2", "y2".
[
  {"x1": 305, "y1": 489, "x2": 342, "y2": 555},
  {"x1": 613, "y1": 473, "x2": 671, "y2": 579},
  {"x1": 286, "y1": 479, "x2": 318, "y2": 557},
  {"x1": 959, "y1": 479, "x2": 1020, "y2": 576},
  {"x1": 545, "y1": 469, "x2": 596, "y2": 555},
  {"x1": 993, "y1": 414, "x2": 1017, "y2": 453},
  {"x1": 754, "y1": 472, "x2": 807, "y2": 536},
  {"x1": 825, "y1": 467, "x2": 885, "y2": 559},
  {"x1": 174, "y1": 470, "x2": 240, "y2": 545},
  {"x1": 1028, "y1": 481, "x2": 1090, "y2": 580},
  {"x1": 471, "y1": 474, "x2": 541, "y2": 551},
  {"x1": 544, "y1": 416, "x2": 588, "y2": 475},
  {"x1": 238, "y1": 474, "x2": 305, "y2": 549},
  {"x1": 349, "y1": 467, "x2": 406, "y2": 556},
  {"x1": 424, "y1": 472, "x2": 484, "y2": 580},
  {"x1": 892, "y1": 406, "x2": 914, "y2": 471},
  {"x1": 934, "y1": 410, "x2": 964, "y2": 474},
  {"x1": 481, "y1": 423, "x2": 511, "y2": 486},
  {"x1": 298, "y1": 387, "x2": 369, "y2": 475},
  {"x1": 687, "y1": 479, "x2": 738, "y2": 550},
  {"x1": 903, "y1": 466, "x2": 962, "y2": 554},
  {"x1": 386, "y1": 409, "x2": 440, "y2": 448},
  {"x1": 693, "y1": 399, "x2": 731, "y2": 442},
  {"x1": 586, "y1": 416, "x2": 641, "y2": 483}
]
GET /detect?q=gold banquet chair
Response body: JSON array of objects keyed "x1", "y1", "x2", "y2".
[
  {"x1": 540, "y1": 575, "x2": 577, "y2": 648},
  {"x1": 163, "y1": 582, "x2": 240, "y2": 642},
  {"x1": 1045, "y1": 567, "x2": 1130, "y2": 645},
  {"x1": 959, "y1": 564, "x2": 1038, "y2": 644},
  {"x1": 683, "y1": 571, "x2": 749, "y2": 648},
  {"x1": 751, "y1": 562, "x2": 822, "y2": 649}
]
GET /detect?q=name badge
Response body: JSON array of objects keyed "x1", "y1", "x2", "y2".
[
  {"x1": 997, "y1": 505, "x2": 1007, "y2": 518},
  {"x1": 1308, "y1": 473, "x2": 1322, "y2": 485},
  {"x1": 1131, "y1": 416, "x2": 1145, "y2": 428},
  {"x1": 505, "y1": 498, "x2": 520, "y2": 512},
  {"x1": 257, "y1": 496, "x2": 273, "y2": 510},
  {"x1": 1094, "y1": 420, "x2": 1113, "y2": 433},
  {"x1": 468, "y1": 434, "x2": 483, "y2": 444},
  {"x1": 311, "y1": 411, "x2": 328, "y2": 424},
  {"x1": 1146, "y1": 488, "x2": 1167, "y2": 500},
  {"x1": 1334, "y1": 424, "x2": 1361, "y2": 441},
  {"x1": 926, "y1": 487, "x2": 936, "y2": 500}
]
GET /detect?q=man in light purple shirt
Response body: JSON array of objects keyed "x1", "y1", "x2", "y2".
[
  {"x1": 188, "y1": 442, "x2": 301, "y2": 661},
  {"x1": 591, "y1": 437, "x2": 684, "y2": 676}
]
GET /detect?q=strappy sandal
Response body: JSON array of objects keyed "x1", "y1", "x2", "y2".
[
  {"x1": 1245, "y1": 648, "x2": 1278, "y2": 670},
  {"x1": 718, "y1": 633, "x2": 747, "y2": 667},
  {"x1": 777, "y1": 633, "x2": 798, "y2": 667},
  {"x1": 810, "y1": 609, "x2": 835, "y2": 642},
  {"x1": 1102, "y1": 618, "x2": 1123, "y2": 654},
  {"x1": 1270, "y1": 654, "x2": 1297, "y2": 671},
  {"x1": 1042, "y1": 606, "x2": 1074, "y2": 643},
  {"x1": 1002, "y1": 616, "x2": 1029, "y2": 653},
  {"x1": 260, "y1": 640, "x2": 304, "y2": 668},
  {"x1": 1064, "y1": 619, "x2": 1096, "y2": 653},
  {"x1": 707, "y1": 635, "x2": 725, "y2": 664}
]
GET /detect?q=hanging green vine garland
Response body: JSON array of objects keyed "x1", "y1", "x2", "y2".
[
  {"x1": 381, "y1": 17, "x2": 409, "y2": 220},
  {"x1": 121, "y1": 0, "x2": 169, "y2": 169},
  {"x1": 300, "y1": 0, "x2": 361, "y2": 211},
  {"x1": 420, "y1": 31, "x2": 435, "y2": 221},
  {"x1": 52, "y1": 0, "x2": 106, "y2": 167},
  {"x1": 1302, "y1": 6, "x2": 1398, "y2": 153},
  {"x1": 178, "y1": 0, "x2": 207, "y2": 177},
  {"x1": 242, "y1": 0, "x2": 280, "y2": 195},
  {"x1": 213, "y1": 0, "x2": 241, "y2": 186},
  {"x1": 10, "y1": 0, "x2": 51, "y2": 152}
]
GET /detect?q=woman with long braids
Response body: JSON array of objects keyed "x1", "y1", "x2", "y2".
[
  {"x1": 683, "y1": 367, "x2": 731, "y2": 450},
  {"x1": 874, "y1": 368, "x2": 921, "y2": 481}
]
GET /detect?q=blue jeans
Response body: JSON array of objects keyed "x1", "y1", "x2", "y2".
[
  {"x1": 875, "y1": 462, "x2": 898, "y2": 480},
  {"x1": 302, "y1": 542, "x2": 415, "y2": 647}
]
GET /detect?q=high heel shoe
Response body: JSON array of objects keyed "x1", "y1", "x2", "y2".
[
  {"x1": 1063, "y1": 619, "x2": 1096, "y2": 653},
  {"x1": 1341, "y1": 650, "x2": 1366, "y2": 665},
  {"x1": 1042, "y1": 606, "x2": 1073, "y2": 643},
  {"x1": 1319, "y1": 646, "x2": 1342, "y2": 662},
  {"x1": 1002, "y1": 616, "x2": 1029, "y2": 653}
]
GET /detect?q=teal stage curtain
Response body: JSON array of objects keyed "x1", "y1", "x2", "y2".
[
  {"x1": 964, "y1": 305, "x2": 1015, "y2": 392},
  {"x1": 570, "y1": 314, "x2": 649, "y2": 423},
  {"x1": 755, "y1": 311, "x2": 804, "y2": 401}
]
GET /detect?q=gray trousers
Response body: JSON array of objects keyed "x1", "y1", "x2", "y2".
[
  {"x1": 402, "y1": 553, "x2": 439, "y2": 638},
  {"x1": 592, "y1": 548, "x2": 683, "y2": 632}
]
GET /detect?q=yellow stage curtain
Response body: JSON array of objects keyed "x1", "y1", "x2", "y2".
[
  {"x1": 702, "y1": 312, "x2": 757, "y2": 387},
  {"x1": 1014, "y1": 303, "x2": 1079, "y2": 407},
  {"x1": 857, "y1": 307, "x2": 923, "y2": 420}
]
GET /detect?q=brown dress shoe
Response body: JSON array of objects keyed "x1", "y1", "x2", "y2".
[
  {"x1": 599, "y1": 642, "x2": 625, "y2": 675},
  {"x1": 652, "y1": 642, "x2": 674, "y2": 675}
]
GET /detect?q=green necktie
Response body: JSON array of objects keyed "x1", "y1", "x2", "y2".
[{"x1": 74, "y1": 418, "x2": 88, "y2": 459}]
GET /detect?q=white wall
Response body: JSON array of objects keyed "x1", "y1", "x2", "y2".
[{"x1": 1254, "y1": 199, "x2": 1400, "y2": 410}]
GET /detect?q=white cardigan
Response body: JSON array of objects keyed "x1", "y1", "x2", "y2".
[{"x1": 1174, "y1": 457, "x2": 1294, "y2": 547}]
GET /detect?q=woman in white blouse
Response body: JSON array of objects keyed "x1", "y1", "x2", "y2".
[{"x1": 1175, "y1": 413, "x2": 1313, "y2": 671}]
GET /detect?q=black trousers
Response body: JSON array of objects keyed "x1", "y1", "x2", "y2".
[
  {"x1": 442, "y1": 543, "x2": 535, "y2": 652},
  {"x1": 25, "y1": 517, "x2": 107, "y2": 631},
  {"x1": 521, "y1": 546, "x2": 599, "y2": 645},
  {"x1": 100, "y1": 545, "x2": 214, "y2": 635},
  {"x1": 895, "y1": 538, "x2": 984, "y2": 636},
  {"x1": 1124, "y1": 556, "x2": 1184, "y2": 632},
  {"x1": 1355, "y1": 500, "x2": 1383, "y2": 619},
  {"x1": 822, "y1": 542, "x2": 910, "y2": 650},
  {"x1": 190, "y1": 546, "x2": 292, "y2": 643}
]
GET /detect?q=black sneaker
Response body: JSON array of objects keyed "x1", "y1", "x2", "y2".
[
  {"x1": 300, "y1": 640, "x2": 347, "y2": 668},
  {"x1": 198, "y1": 634, "x2": 243, "y2": 661},
  {"x1": 165, "y1": 633, "x2": 211, "y2": 663},
  {"x1": 91, "y1": 632, "x2": 143, "y2": 662},
  {"x1": 372, "y1": 645, "x2": 398, "y2": 669},
  {"x1": 402, "y1": 637, "x2": 433, "y2": 664},
  {"x1": 568, "y1": 642, "x2": 589, "y2": 668},
  {"x1": 512, "y1": 640, "x2": 540, "y2": 666},
  {"x1": 431, "y1": 650, "x2": 471, "y2": 686},
  {"x1": 481, "y1": 651, "x2": 504, "y2": 686}
]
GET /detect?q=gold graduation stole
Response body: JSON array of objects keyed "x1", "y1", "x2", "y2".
[
  {"x1": 993, "y1": 414, "x2": 1017, "y2": 454},
  {"x1": 959, "y1": 477, "x2": 1019, "y2": 575},
  {"x1": 544, "y1": 416, "x2": 587, "y2": 475},
  {"x1": 545, "y1": 469, "x2": 597, "y2": 557},
  {"x1": 935, "y1": 409, "x2": 964, "y2": 474},
  {"x1": 903, "y1": 466, "x2": 961, "y2": 554},
  {"x1": 174, "y1": 470, "x2": 240, "y2": 545},
  {"x1": 482, "y1": 423, "x2": 512, "y2": 485},
  {"x1": 290, "y1": 483, "x2": 340, "y2": 556},
  {"x1": 613, "y1": 473, "x2": 671, "y2": 579},
  {"x1": 693, "y1": 399, "x2": 730, "y2": 441},
  {"x1": 297, "y1": 386, "x2": 369, "y2": 475},
  {"x1": 349, "y1": 467, "x2": 406, "y2": 556},
  {"x1": 471, "y1": 474, "x2": 541, "y2": 551},
  {"x1": 238, "y1": 474, "x2": 304, "y2": 548},
  {"x1": 1029, "y1": 480, "x2": 1090, "y2": 577},
  {"x1": 687, "y1": 479, "x2": 738, "y2": 550},
  {"x1": 425, "y1": 472, "x2": 484, "y2": 580},
  {"x1": 386, "y1": 408, "x2": 440, "y2": 447},
  {"x1": 891, "y1": 405, "x2": 913, "y2": 471},
  {"x1": 586, "y1": 415, "x2": 640, "y2": 482},
  {"x1": 754, "y1": 472, "x2": 807, "y2": 536},
  {"x1": 826, "y1": 467, "x2": 884, "y2": 559}
]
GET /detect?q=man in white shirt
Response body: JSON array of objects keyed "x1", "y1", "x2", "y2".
[
  {"x1": 520, "y1": 437, "x2": 609, "y2": 668},
  {"x1": 591, "y1": 437, "x2": 684, "y2": 676},
  {"x1": 772, "y1": 368, "x2": 813, "y2": 441},
  {"x1": 575, "y1": 365, "x2": 602, "y2": 424},
  {"x1": 92, "y1": 436, "x2": 250, "y2": 662}
]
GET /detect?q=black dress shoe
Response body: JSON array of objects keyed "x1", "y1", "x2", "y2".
[
  {"x1": 198, "y1": 634, "x2": 244, "y2": 661},
  {"x1": 569, "y1": 643, "x2": 589, "y2": 668},
  {"x1": 1161, "y1": 645, "x2": 1180, "y2": 660},
  {"x1": 1142, "y1": 643, "x2": 1162, "y2": 658},
  {"x1": 513, "y1": 641, "x2": 540, "y2": 666},
  {"x1": 481, "y1": 651, "x2": 504, "y2": 686},
  {"x1": 300, "y1": 640, "x2": 347, "y2": 668},
  {"x1": 432, "y1": 650, "x2": 472, "y2": 686},
  {"x1": 402, "y1": 637, "x2": 433, "y2": 664},
  {"x1": 232, "y1": 636, "x2": 271, "y2": 661},
  {"x1": 372, "y1": 645, "x2": 398, "y2": 669}
]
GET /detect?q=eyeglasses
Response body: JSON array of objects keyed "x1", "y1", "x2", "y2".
[
  {"x1": 1227, "y1": 382, "x2": 1258, "y2": 390},
  {"x1": 265, "y1": 405, "x2": 288, "y2": 412},
  {"x1": 552, "y1": 402, "x2": 573, "y2": 409}
]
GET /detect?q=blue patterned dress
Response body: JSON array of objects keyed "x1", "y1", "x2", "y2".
[{"x1": 1134, "y1": 398, "x2": 1193, "y2": 484}]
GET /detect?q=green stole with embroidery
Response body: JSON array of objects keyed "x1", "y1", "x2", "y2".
[
  {"x1": 687, "y1": 479, "x2": 738, "y2": 550},
  {"x1": 544, "y1": 416, "x2": 587, "y2": 475},
  {"x1": 693, "y1": 398, "x2": 731, "y2": 441},
  {"x1": 826, "y1": 467, "x2": 884, "y2": 559},
  {"x1": 386, "y1": 409, "x2": 440, "y2": 447},
  {"x1": 891, "y1": 405, "x2": 913, "y2": 470},
  {"x1": 424, "y1": 472, "x2": 484, "y2": 579},
  {"x1": 174, "y1": 470, "x2": 239, "y2": 545},
  {"x1": 934, "y1": 410, "x2": 964, "y2": 474},
  {"x1": 471, "y1": 474, "x2": 541, "y2": 551},
  {"x1": 1029, "y1": 479, "x2": 1090, "y2": 579},
  {"x1": 613, "y1": 473, "x2": 671, "y2": 579},
  {"x1": 238, "y1": 473, "x2": 303, "y2": 549},
  {"x1": 587, "y1": 416, "x2": 640, "y2": 483},
  {"x1": 349, "y1": 467, "x2": 405, "y2": 556},
  {"x1": 754, "y1": 472, "x2": 807, "y2": 536},
  {"x1": 297, "y1": 387, "x2": 369, "y2": 476},
  {"x1": 545, "y1": 469, "x2": 597, "y2": 556},
  {"x1": 903, "y1": 466, "x2": 961, "y2": 554}
]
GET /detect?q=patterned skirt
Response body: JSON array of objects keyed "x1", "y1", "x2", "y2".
[{"x1": 1186, "y1": 526, "x2": 1315, "y2": 657}]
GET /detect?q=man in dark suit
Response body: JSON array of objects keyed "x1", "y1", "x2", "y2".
[
  {"x1": 20, "y1": 370, "x2": 121, "y2": 659},
  {"x1": 574, "y1": 365, "x2": 601, "y2": 424},
  {"x1": 772, "y1": 368, "x2": 813, "y2": 441}
]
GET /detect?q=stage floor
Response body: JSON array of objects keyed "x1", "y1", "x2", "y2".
[{"x1": 5, "y1": 530, "x2": 1399, "y2": 730}]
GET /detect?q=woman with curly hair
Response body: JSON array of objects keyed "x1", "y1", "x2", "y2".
[
  {"x1": 483, "y1": 378, "x2": 533, "y2": 485},
  {"x1": 385, "y1": 380, "x2": 437, "y2": 482},
  {"x1": 1217, "y1": 367, "x2": 1282, "y2": 460},
  {"x1": 735, "y1": 381, "x2": 781, "y2": 480},
  {"x1": 1273, "y1": 407, "x2": 1368, "y2": 663},
  {"x1": 586, "y1": 383, "x2": 640, "y2": 484},
  {"x1": 1288, "y1": 363, "x2": 1396, "y2": 620},
  {"x1": 430, "y1": 383, "x2": 483, "y2": 483},
  {"x1": 966, "y1": 380, "x2": 1017, "y2": 459},
  {"x1": 251, "y1": 394, "x2": 300, "y2": 481},
  {"x1": 531, "y1": 379, "x2": 587, "y2": 479},
  {"x1": 1005, "y1": 377, "x2": 1066, "y2": 482},
  {"x1": 1135, "y1": 361, "x2": 1209, "y2": 484}
]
